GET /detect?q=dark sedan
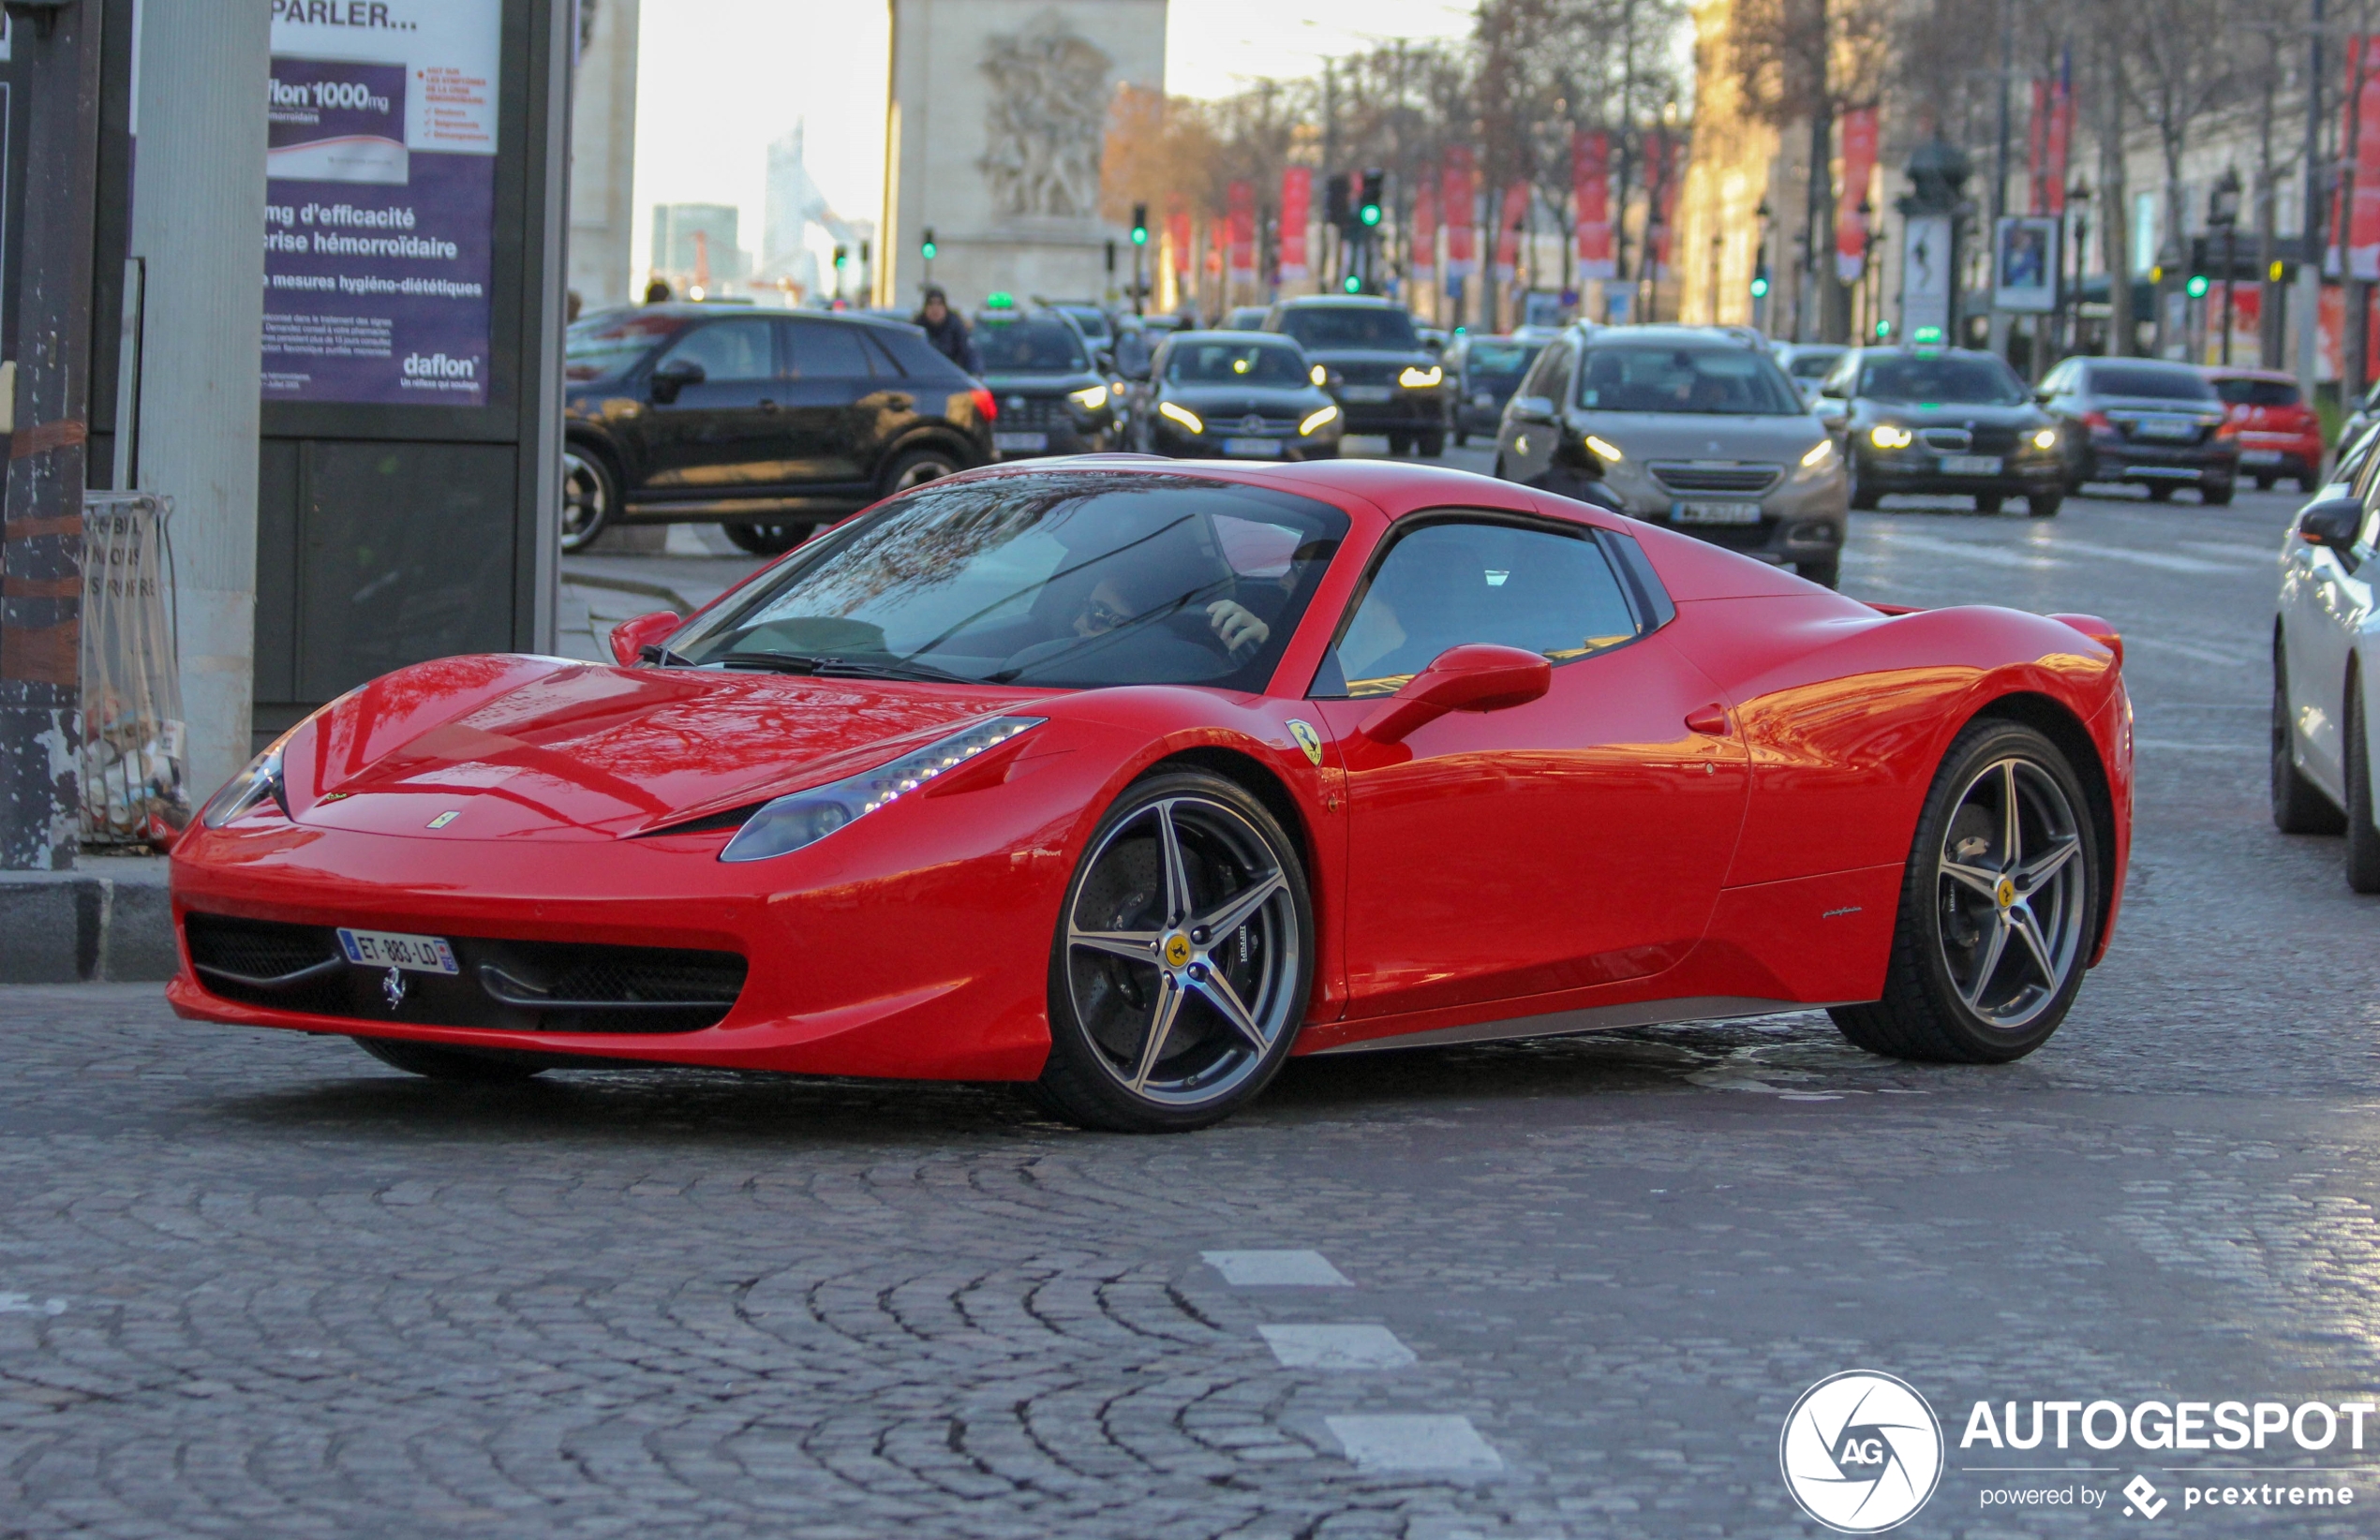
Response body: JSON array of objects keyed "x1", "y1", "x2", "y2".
[
  {"x1": 1266, "y1": 297, "x2": 1448, "y2": 455},
  {"x1": 1818, "y1": 347, "x2": 2068, "y2": 517},
  {"x1": 2035, "y1": 355, "x2": 2239, "y2": 504},
  {"x1": 1134, "y1": 333, "x2": 1344, "y2": 462},
  {"x1": 1447, "y1": 333, "x2": 1547, "y2": 445},
  {"x1": 974, "y1": 308, "x2": 1119, "y2": 460},
  {"x1": 560, "y1": 304, "x2": 994, "y2": 555}
]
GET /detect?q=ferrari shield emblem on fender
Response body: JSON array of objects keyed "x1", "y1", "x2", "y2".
[{"x1": 1287, "y1": 719, "x2": 1323, "y2": 766}]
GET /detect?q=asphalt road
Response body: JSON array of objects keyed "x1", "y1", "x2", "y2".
[{"x1": 6, "y1": 458, "x2": 2375, "y2": 1539}]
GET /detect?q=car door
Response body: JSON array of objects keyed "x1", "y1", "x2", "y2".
[
  {"x1": 2290, "y1": 482, "x2": 2380, "y2": 797},
  {"x1": 637, "y1": 316, "x2": 797, "y2": 495},
  {"x1": 1307, "y1": 515, "x2": 1748, "y2": 1020},
  {"x1": 780, "y1": 319, "x2": 883, "y2": 487},
  {"x1": 1496, "y1": 339, "x2": 1572, "y2": 481}
]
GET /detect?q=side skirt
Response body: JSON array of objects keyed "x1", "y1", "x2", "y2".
[{"x1": 1306, "y1": 995, "x2": 1849, "y2": 1056}]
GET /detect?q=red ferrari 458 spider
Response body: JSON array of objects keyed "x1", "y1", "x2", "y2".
[{"x1": 170, "y1": 459, "x2": 2132, "y2": 1132}]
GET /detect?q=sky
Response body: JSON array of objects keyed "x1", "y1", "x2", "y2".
[{"x1": 626, "y1": 0, "x2": 1478, "y2": 286}]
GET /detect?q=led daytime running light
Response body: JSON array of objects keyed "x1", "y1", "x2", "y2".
[
  {"x1": 1399, "y1": 364, "x2": 1443, "y2": 389},
  {"x1": 720, "y1": 717, "x2": 1046, "y2": 863},
  {"x1": 1869, "y1": 423, "x2": 1915, "y2": 450},
  {"x1": 1800, "y1": 439, "x2": 1836, "y2": 467},
  {"x1": 1299, "y1": 404, "x2": 1340, "y2": 436},
  {"x1": 1584, "y1": 434, "x2": 1625, "y2": 463},
  {"x1": 1070, "y1": 384, "x2": 1109, "y2": 410},
  {"x1": 1159, "y1": 401, "x2": 1204, "y2": 434}
]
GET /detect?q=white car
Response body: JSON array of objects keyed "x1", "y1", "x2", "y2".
[{"x1": 2274, "y1": 460, "x2": 2380, "y2": 886}]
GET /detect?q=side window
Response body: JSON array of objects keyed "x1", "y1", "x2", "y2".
[
  {"x1": 1819, "y1": 355, "x2": 1858, "y2": 397},
  {"x1": 1522, "y1": 341, "x2": 1573, "y2": 400},
  {"x1": 1316, "y1": 519, "x2": 1642, "y2": 698},
  {"x1": 2037, "y1": 361, "x2": 2070, "y2": 395},
  {"x1": 785, "y1": 320, "x2": 873, "y2": 378},
  {"x1": 657, "y1": 319, "x2": 776, "y2": 382}
]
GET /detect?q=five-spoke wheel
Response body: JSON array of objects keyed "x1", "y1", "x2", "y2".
[{"x1": 1035, "y1": 771, "x2": 1313, "y2": 1132}]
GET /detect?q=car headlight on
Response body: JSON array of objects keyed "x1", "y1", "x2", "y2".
[
  {"x1": 1801, "y1": 439, "x2": 1837, "y2": 467},
  {"x1": 1400, "y1": 364, "x2": 1443, "y2": 389},
  {"x1": 1300, "y1": 404, "x2": 1340, "y2": 436},
  {"x1": 1069, "y1": 384, "x2": 1109, "y2": 411},
  {"x1": 1584, "y1": 434, "x2": 1624, "y2": 463},
  {"x1": 1869, "y1": 423, "x2": 1915, "y2": 450},
  {"x1": 1159, "y1": 401, "x2": 1204, "y2": 435},
  {"x1": 1309, "y1": 364, "x2": 1328, "y2": 386},
  {"x1": 2030, "y1": 426, "x2": 2058, "y2": 451},
  {"x1": 721, "y1": 717, "x2": 1046, "y2": 863}
]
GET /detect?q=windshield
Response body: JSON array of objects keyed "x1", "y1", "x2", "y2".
[
  {"x1": 2087, "y1": 363, "x2": 2217, "y2": 402},
  {"x1": 1277, "y1": 307, "x2": 1420, "y2": 351},
  {"x1": 1167, "y1": 342, "x2": 1311, "y2": 385},
  {"x1": 1465, "y1": 341, "x2": 1542, "y2": 379},
  {"x1": 1859, "y1": 354, "x2": 2030, "y2": 406},
  {"x1": 1056, "y1": 306, "x2": 1110, "y2": 341},
  {"x1": 565, "y1": 311, "x2": 679, "y2": 381},
  {"x1": 977, "y1": 319, "x2": 1088, "y2": 374},
  {"x1": 2211, "y1": 377, "x2": 2299, "y2": 407},
  {"x1": 1576, "y1": 346, "x2": 1804, "y2": 415},
  {"x1": 668, "y1": 474, "x2": 1348, "y2": 690},
  {"x1": 1784, "y1": 349, "x2": 1844, "y2": 379}
]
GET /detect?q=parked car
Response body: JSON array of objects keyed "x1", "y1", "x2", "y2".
[
  {"x1": 2034, "y1": 355, "x2": 2238, "y2": 504},
  {"x1": 2272, "y1": 442, "x2": 2380, "y2": 886},
  {"x1": 1495, "y1": 324, "x2": 1850, "y2": 586},
  {"x1": 973, "y1": 306, "x2": 1119, "y2": 460},
  {"x1": 1222, "y1": 306, "x2": 1272, "y2": 332},
  {"x1": 1446, "y1": 333, "x2": 1548, "y2": 446},
  {"x1": 171, "y1": 458, "x2": 2130, "y2": 1132},
  {"x1": 1134, "y1": 333, "x2": 1344, "y2": 461},
  {"x1": 560, "y1": 304, "x2": 994, "y2": 555},
  {"x1": 1818, "y1": 347, "x2": 2067, "y2": 517},
  {"x1": 1772, "y1": 342, "x2": 1848, "y2": 407},
  {"x1": 2204, "y1": 366, "x2": 2323, "y2": 492},
  {"x1": 1265, "y1": 296, "x2": 1449, "y2": 456}
]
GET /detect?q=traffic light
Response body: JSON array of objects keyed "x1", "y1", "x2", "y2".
[
  {"x1": 1342, "y1": 274, "x2": 1363, "y2": 294},
  {"x1": 921, "y1": 227, "x2": 937, "y2": 260},
  {"x1": 1326, "y1": 173, "x2": 1351, "y2": 231},
  {"x1": 1358, "y1": 170, "x2": 1384, "y2": 229},
  {"x1": 1749, "y1": 257, "x2": 1770, "y2": 300},
  {"x1": 2185, "y1": 273, "x2": 2209, "y2": 299},
  {"x1": 1131, "y1": 203, "x2": 1150, "y2": 246},
  {"x1": 832, "y1": 244, "x2": 848, "y2": 272}
]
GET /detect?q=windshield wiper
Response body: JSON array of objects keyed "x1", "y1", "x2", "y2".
[{"x1": 714, "y1": 651, "x2": 978, "y2": 684}]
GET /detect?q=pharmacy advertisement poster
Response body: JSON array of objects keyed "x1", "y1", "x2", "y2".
[{"x1": 262, "y1": 0, "x2": 500, "y2": 407}]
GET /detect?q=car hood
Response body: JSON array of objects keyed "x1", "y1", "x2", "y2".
[
  {"x1": 282, "y1": 656, "x2": 1054, "y2": 842},
  {"x1": 1302, "y1": 347, "x2": 1435, "y2": 369},
  {"x1": 1165, "y1": 382, "x2": 1330, "y2": 414},
  {"x1": 1572, "y1": 412, "x2": 1825, "y2": 459},
  {"x1": 984, "y1": 370, "x2": 1104, "y2": 396},
  {"x1": 1857, "y1": 401, "x2": 2048, "y2": 426},
  {"x1": 2086, "y1": 394, "x2": 2224, "y2": 419}
]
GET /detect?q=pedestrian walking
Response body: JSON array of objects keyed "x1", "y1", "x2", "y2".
[{"x1": 913, "y1": 286, "x2": 983, "y2": 375}]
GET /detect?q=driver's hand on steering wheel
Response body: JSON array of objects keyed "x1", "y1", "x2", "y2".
[{"x1": 1205, "y1": 600, "x2": 1271, "y2": 655}]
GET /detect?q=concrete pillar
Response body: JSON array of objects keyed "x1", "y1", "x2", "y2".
[
  {"x1": 127, "y1": 1, "x2": 269, "y2": 805},
  {"x1": 568, "y1": 0, "x2": 640, "y2": 310}
]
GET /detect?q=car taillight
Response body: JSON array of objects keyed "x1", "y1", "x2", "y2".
[
  {"x1": 969, "y1": 387, "x2": 997, "y2": 423},
  {"x1": 2217, "y1": 418, "x2": 2240, "y2": 437},
  {"x1": 2082, "y1": 410, "x2": 2115, "y2": 436}
]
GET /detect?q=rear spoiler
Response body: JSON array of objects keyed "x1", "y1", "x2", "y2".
[{"x1": 2049, "y1": 613, "x2": 2123, "y2": 666}]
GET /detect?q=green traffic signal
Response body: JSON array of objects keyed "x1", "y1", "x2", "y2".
[
  {"x1": 1131, "y1": 227, "x2": 1149, "y2": 245},
  {"x1": 921, "y1": 226, "x2": 937, "y2": 260},
  {"x1": 1749, "y1": 275, "x2": 1770, "y2": 299},
  {"x1": 1359, "y1": 204, "x2": 1382, "y2": 228},
  {"x1": 1342, "y1": 274, "x2": 1362, "y2": 294},
  {"x1": 2185, "y1": 274, "x2": 2209, "y2": 298}
]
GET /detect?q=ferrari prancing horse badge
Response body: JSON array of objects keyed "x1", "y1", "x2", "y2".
[{"x1": 1287, "y1": 719, "x2": 1323, "y2": 766}]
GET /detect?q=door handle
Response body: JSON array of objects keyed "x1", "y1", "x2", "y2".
[{"x1": 1685, "y1": 703, "x2": 1730, "y2": 736}]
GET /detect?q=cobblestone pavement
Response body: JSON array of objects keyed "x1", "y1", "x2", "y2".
[{"x1": 7, "y1": 479, "x2": 2378, "y2": 1539}]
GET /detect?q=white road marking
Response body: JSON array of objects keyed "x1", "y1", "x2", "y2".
[
  {"x1": 1326, "y1": 1414, "x2": 1504, "y2": 1473},
  {"x1": 1258, "y1": 1323, "x2": 1417, "y2": 1370},
  {"x1": 1854, "y1": 530, "x2": 2064, "y2": 569},
  {"x1": 1202, "y1": 1249, "x2": 1352, "y2": 1286},
  {"x1": 2134, "y1": 738, "x2": 2261, "y2": 754},
  {"x1": 2121, "y1": 634, "x2": 2262, "y2": 667},
  {"x1": 2036, "y1": 539, "x2": 2250, "y2": 574},
  {"x1": 0, "y1": 1293, "x2": 67, "y2": 1315}
]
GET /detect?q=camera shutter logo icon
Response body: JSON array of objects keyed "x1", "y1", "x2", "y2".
[{"x1": 1779, "y1": 1370, "x2": 1944, "y2": 1533}]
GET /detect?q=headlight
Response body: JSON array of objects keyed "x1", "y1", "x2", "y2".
[
  {"x1": 1584, "y1": 434, "x2": 1624, "y2": 463},
  {"x1": 1300, "y1": 404, "x2": 1340, "y2": 436},
  {"x1": 1869, "y1": 423, "x2": 1915, "y2": 450},
  {"x1": 1801, "y1": 439, "x2": 1836, "y2": 467},
  {"x1": 201, "y1": 744, "x2": 289, "y2": 828},
  {"x1": 2030, "y1": 427, "x2": 2058, "y2": 451},
  {"x1": 1310, "y1": 364, "x2": 1327, "y2": 386},
  {"x1": 721, "y1": 717, "x2": 1045, "y2": 863},
  {"x1": 1069, "y1": 384, "x2": 1108, "y2": 410},
  {"x1": 1159, "y1": 401, "x2": 1204, "y2": 435},
  {"x1": 1400, "y1": 365, "x2": 1443, "y2": 389}
]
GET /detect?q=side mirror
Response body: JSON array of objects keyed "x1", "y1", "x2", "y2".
[
  {"x1": 1508, "y1": 393, "x2": 1555, "y2": 424},
  {"x1": 2034, "y1": 387, "x2": 2056, "y2": 404},
  {"x1": 1813, "y1": 397, "x2": 1848, "y2": 425},
  {"x1": 1422, "y1": 335, "x2": 1445, "y2": 355},
  {"x1": 649, "y1": 357, "x2": 705, "y2": 403},
  {"x1": 1359, "y1": 644, "x2": 1553, "y2": 745},
  {"x1": 1095, "y1": 349, "x2": 1115, "y2": 375},
  {"x1": 2298, "y1": 496, "x2": 2364, "y2": 551},
  {"x1": 610, "y1": 609, "x2": 685, "y2": 667},
  {"x1": 1550, "y1": 434, "x2": 1605, "y2": 477}
]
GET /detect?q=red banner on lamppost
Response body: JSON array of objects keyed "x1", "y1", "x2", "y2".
[
  {"x1": 1227, "y1": 179, "x2": 1256, "y2": 281},
  {"x1": 2044, "y1": 60, "x2": 2073, "y2": 216},
  {"x1": 1443, "y1": 147, "x2": 1477, "y2": 277},
  {"x1": 1575, "y1": 128, "x2": 1614, "y2": 279},
  {"x1": 1413, "y1": 175, "x2": 1438, "y2": 287},
  {"x1": 1279, "y1": 166, "x2": 1312, "y2": 281},
  {"x1": 1837, "y1": 107, "x2": 1878, "y2": 282}
]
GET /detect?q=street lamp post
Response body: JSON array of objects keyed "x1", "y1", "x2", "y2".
[
  {"x1": 2210, "y1": 168, "x2": 2243, "y2": 365},
  {"x1": 2068, "y1": 176, "x2": 2092, "y2": 357}
]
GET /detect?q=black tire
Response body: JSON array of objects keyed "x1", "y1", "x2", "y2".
[
  {"x1": 2027, "y1": 492, "x2": 2062, "y2": 518},
  {"x1": 2299, "y1": 475, "x2": 2320, "y2": 494},
  {"x1": 1848, "y1": 456, "x2": 1881, "y2": 511},
  {"x1": 2273, "y1": 639, "x2": 2345, "y2": 835},
  {"x1": 1034, "y1": 770, "x2": 1315, "y2": 1133},
  {"x1": 881, "y1": 445, "x2": 964, "y2": 497},
  {"x1": 1387, "y1": 432, "x2": 1413, "y2": 456},
  {"x1": 1796, "y1": 556, "x2": 1840, "y2": 589},
  {"x1": 2201, "y1": 480, "x2": 2235, "y2": 506},
  {"x1": 1453, "y1": 430, "x2": 1469, "y2": 447},
  {"x1": 1417, "y1": 430, "x2": 1447, "y2": 458},
  {"x1": 721, "y1": 521, "x2": 812, "y2": 555},
  {"x1": 2254, "y1": 475, "x2": 2276, "y2": 492},
  {"x1": 352, "y1": 1036, "x2": 546, "y2": 1084},
  {"x1": 2345, "y1": 682, "x2": 2380, "y2": 892},
  {"x1": 1974, "y1": 493, "x2": 2004, "y2": 513},
  {"x1": 1491, "y1": 456, "x2": 1510, "y2": 481},
  {"x1": 560, "y1": 445, "x2": 618, "y2": 554},
  {"x1": 1827, "y1": 719, "x2": 2099, "y2": 1064},
  {"x1": 2146, "y1": 484, "x2": 2175, "y2": 502}
]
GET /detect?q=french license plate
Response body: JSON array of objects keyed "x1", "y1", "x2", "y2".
[
  {"x1": 992, "y1": 431, "x2": 1048, "y2": 452},
  {"x1": 2240, "y1": 449, "x2": 2283, "y2": 466},
  {"x1": 1940, "y1": 453, "x2": 2001, "y2": 476},
  {"x1": 2135, "y1": 419, "x2": 2195, "y2": 440},
  {"x1": 1672, "y1": 500, "x2": 1763, "y2": 526},
  {"x1": 1222, "y1": 437, "x2": 1282, "y2": 457},
  {"x1": 1341, "y1": 385, "x2": 1391, "y2": 402},
  {"x1": 336, "y1": 927, "x2": 460, "y2": 975}
]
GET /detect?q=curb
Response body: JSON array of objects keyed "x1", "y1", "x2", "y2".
[{"x1": 0, "y1": 858, "x2": 178, "y2": 984}]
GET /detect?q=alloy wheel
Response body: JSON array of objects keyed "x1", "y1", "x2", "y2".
[
  {"x1": 1935, "y1": 757, "x2": 2087, "y2": 1030},
  {"x1": 1063, "y1": 794, "x2": 1300, "y2": 1108},
  {"x1": 560, "y1": 449, "x2": 612, "y2": 553}
]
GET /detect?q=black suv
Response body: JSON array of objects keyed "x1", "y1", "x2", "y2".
[
  {"x1": 2033, "y1": 355, "x2": 2239, "y2": 504},
  {"x1": 1265, "y1": 296, "x2": 1448, "y2": 455},
  {"x1": 973, "y1": 307, "x2": 1119, "y2": 459},
  {"x1": 1818, "y1": 347, "x2": 2068, "y2": 516},
  {"x1": 560, "y1": 304, "x2": 994, "y2": 555}
]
